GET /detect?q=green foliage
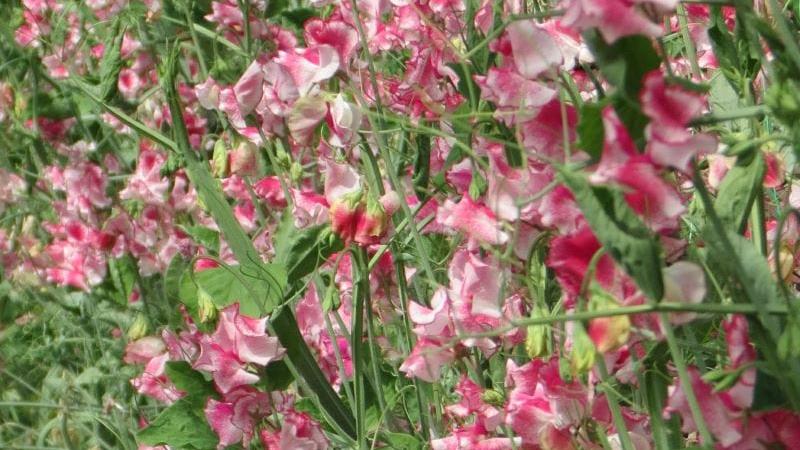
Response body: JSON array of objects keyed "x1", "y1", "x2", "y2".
[
  {"x1": 583, "y1": 32, "x2": 660, "y2": 149},
  {"x1": 576, "y1": 101, "x2": 606, "y2": 160},
  {"x1": 558, "y1": 167, "x2": 665, "y2": 300},
  {"x1": 273, "y1": 212, "x2": 343, "y2": 291},
  {"x1": 714, "y1": 151, "x2": 766, "y2": 234},
  {"x1": 137, "y1": 399, "x2": 219, "y2": 449},
  {"x1": 179, "y1": 263, "x2": 287, "y2": 317}
]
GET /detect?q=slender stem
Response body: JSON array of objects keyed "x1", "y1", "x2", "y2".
[
  {"x1": 660, "y1": 314, "x2": 715, "y2": 445},
  {"x1": 676, "y1": 4, "x2": 703, "y2": 80},
  {"x1": 351, "y1": 246, "x2": 370, "y2": 449},
  {"x1": 596, "y1": 357, "x2": 635, "y2": 450},
  {"x1": 689, "y1": 105, "x2": 768, "y2": 126}
]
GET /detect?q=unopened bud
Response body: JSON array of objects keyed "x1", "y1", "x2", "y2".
[
  {"x1": 197, "y1": 287, "x2": 217, "y2": 323},
  {"x1": 127, "y1": 313, "x2": 149, "y2": 341}
]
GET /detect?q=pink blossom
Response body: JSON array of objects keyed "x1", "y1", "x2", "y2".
[
  {"x1": 205, "y1": 386, "x2": 273, "y2": 449},
  {"x1": 506, "y1": 20, "x2": 562, "y2": 79},
  {"x1": 437, "y1": 196, "x2": 509, "y2": 246},
  {"x1": 399, "y1": 337, "x2": 456, "y2": 382},
  {"x1": 641, "y1": 70, "x2": 717, "y2": 172},
  {"x1": 194, "y1": 304, "x2": 285, "y2": 393},
  {"x1": 562, "y1": 0, "x2": 677, "y2": 43},
  {"x1": 259, "y1": 409, "x2": 329, "y2": 450},
  {"x1": 665, "y1": 367, "x2": 742, "y2": 447}
]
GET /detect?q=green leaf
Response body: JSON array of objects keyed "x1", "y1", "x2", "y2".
[
  {"x1": 164, "y1": 361, "x2": 217, "y2": 406},
  {"x1": 558, "y1": 167, "x2": 664, "y2": 300},
  {"x1": 266, "y1": 0, "x2": 289, "y2": 16},
  {"x1": 280, "y1": 8, "x2": 318, "y2": 29},
  {"x1": 413, "y1": 131, "x2": 431, "y2": 200},
  {"x1": 382, "y1": 432, "x2": 423, "y2": 449},
  {"x1": 703, "y1": 228, "x2": 782, "y2": 335},
  {"x1": 108, "y1": 255, "x2": 137, "y2": 306},
  {"x1": 259, "y1": 360, "x2": 294, "y2": 391},
  {"x1": 583, "y1": 32, "x2": 660, "y2": 150},
  {"x1": 273, "y1": 213, "x2": 343, "y2": 290},
  {"x1": 714, "y1": 152, "x2": 765, "y2": 234},
  {"x1": 98, "y1": 18, "x2": 125, "y2": 102},
  {"x1": 164, "y1": 255, "x2": 190, "y2": 306},
  {"x1": 137, "y1": 399, "x2": 218, "y2": 449},
  {"x1": 178, "y1": 225, "x2": 220, "y2": 253},
  {"x1": 179, "y1": 264, "x2": 286, "y2": 317},
  {"x1": 576, "y1": 102, "x2": 605, "y2": 160},
  {"x1": 583, "y1": 32, "x2": 660, "y2": 100}
]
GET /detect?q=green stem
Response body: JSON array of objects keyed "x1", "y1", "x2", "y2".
[
  {"x1": 676, "y1": 4, "x2": 702, "y2": 80},
  {"x1": 351, "y1": 246, "x2": 370, "y2": 449},
  {"x1": 596, "y1": 357, "x2": 635, "y2": 450},
  {"x1": 688, "y1": 105, "x2": 767, "y2": 126},
  {"x1": 660, "y1": 314, "x2": 715, "y2": 446}
]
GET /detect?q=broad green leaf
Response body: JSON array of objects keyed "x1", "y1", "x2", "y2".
[
  {"x1": 259, "y1": 360, "x2": 294, "y2": 391},
  {"x1": 164, "y1": 361, "x2": 217, "y2": 405},
  {"x1": 137, "y1": 399, "x2": 218, "y2": 449},
  {"x1": 714, "y1": 151, "x2": 765, "y2": 234},
  {"x1": 179, "y1": 264, "x2": 286, "y2": 317},
  {"x1": 558, "y1": 167, "x2": 664, "y2": 300},
  {"x1": 576, "y1": 102, "x2": 605, "y2": 160},
  {"x1": 178, "y1": 225, "x2": 221, "y2": 253},
  {"x1": 703, "y1": 228, "x2": 782, "y2": 335},
  {"x1": 273, "y1": 213, "x2": 343, "y2": 289},
  {"x1": 163, "y1": 255, "x2": 190, "y2": 305},
  {"x1": 582, "y1": 32, "x2": 660, "y2": 149},
  {"x1": 583, "y1": 32, "x2": 660, "y2": 100},
  {"x1": 382, "y1": 432, "x2": 423, "y2": 450}
]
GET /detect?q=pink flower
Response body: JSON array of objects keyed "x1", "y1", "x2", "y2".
[
  {"x1": 327, "y1": 93, "x2": 362, "y2": 147},
  {"x1": 641, "y1": 70, "x2": 717, "y2": 172},
  {"x1": 119, "y1": 148, "x2": 170, "y2": 204},
  {"x1": 474, "y1": 67, "x2": 556, "y2": 125},
  {"x1": 662, "y1": 261, "x2": 707, "y2": 325},
  {"x1": 276, "y1": 45, "x2": 340, "y2": 96},
  {"x1": 205, "y1": 386, "x2": 273, "y2": 449},
  {"x1": 562, "y1": 0, "x2": 677, "y2": 43},
  {"x1": 664, "y1": 367, "x2": 742, "y2": 447},
  {"x1": 131, "y1": 353, "x2": 184, "y2": 404},
  {"x1": 234, "y1": 59, "x2": 264, "y2": 115},
  {"x1": 399, "y1": 337, "x2": 456, "y2": 382},
  {"x1": 304, "y1": 18, "x2": 359, "y2": 70},
  {"x1": 437, "y1": 196, "x2": 509, "y2": 246},
  {"x1": 194, "y1": 304, "x2": 285, "y2": 393},
  {"x1": 446, "y1": 376, "x2": 505, "y2": 432},
  {"x1": 506, "y1": 20, "x2": 562, "y2": 79},
  {"x1": 259, "y1": 409, "x2": 329, "y2": 450}
]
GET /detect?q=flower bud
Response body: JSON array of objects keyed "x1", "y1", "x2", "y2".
[
  {"x1": 525, "y1": 303, "x2": 551, "y2": 359},
  {"x1": 481, "y1": 389, "x2": 505, "y2": 407},
  {"x1": 212, "y1": 139, "x2": 228, "y2": 176},
  {"x1": 229, "y1": 140, "x2": 259, "y2": 177},
  {"x1": 197, "y1": 287, "x2": 217, "y2": 323},
  {"x1": 354, "y1": 194, "x2": 388, "y2": 245},
  {"x1": 587, "y1": 289, "x2": 630, "y2": 353},
  {"x1": 330, "y1": 190, "x2": 363, "y2": 244},
  {"x1": 127, "y1": 313, "x2": 150, "y2": 341},
  {"x1": 569, "y1": 323, "x2": 596, "y2": 375}
]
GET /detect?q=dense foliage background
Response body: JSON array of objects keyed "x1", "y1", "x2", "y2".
[{"x1": 3, "y1": 0, "x2": 800, "y2": 449}]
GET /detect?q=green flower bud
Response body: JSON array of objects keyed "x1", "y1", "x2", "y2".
[
  {"x1": 197, "y1": 286, "x2": 217, "y2": 323},
  {"x1": 525, "y1": 303, "x2": 551, "y2": 359},
  {"x1": 570, "y1": 323, "x2": 596, "y2": 375},
  {"x1": 481, "y1": 389, "x2": 505, "y2": 407},
  {"x1": 127, "y1": 313, "x2": 149, "y2": 341}
]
